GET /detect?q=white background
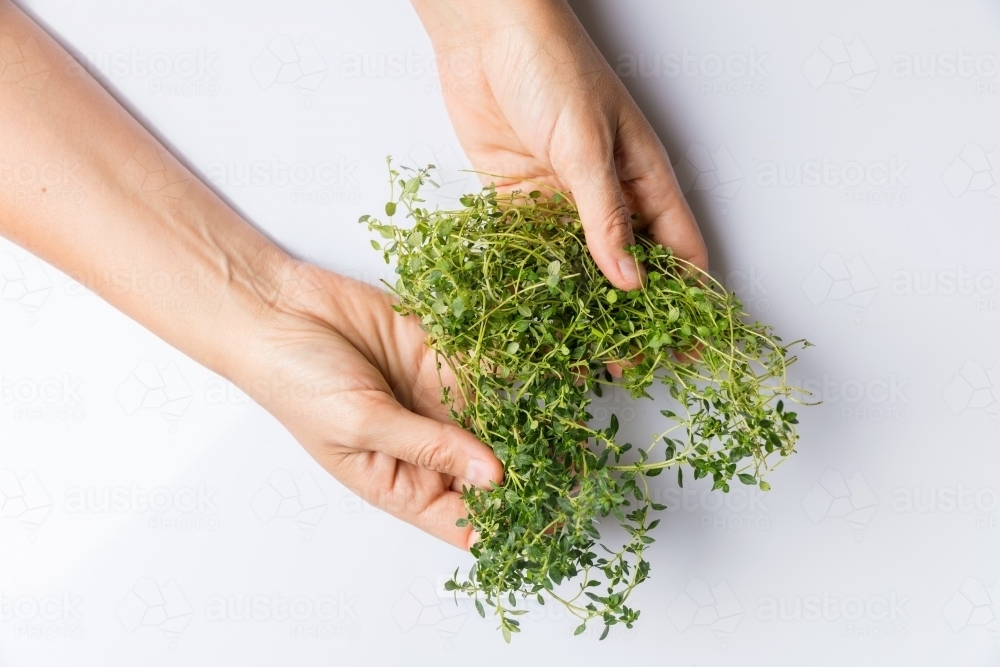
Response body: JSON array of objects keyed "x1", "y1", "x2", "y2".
[{"x1": 1, "y1": 0, "x2": 999, "y2": 664}]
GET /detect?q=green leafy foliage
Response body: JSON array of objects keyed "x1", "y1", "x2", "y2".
[{"x1": 363, "y1": 159, "x2": 811, "y2": 641}]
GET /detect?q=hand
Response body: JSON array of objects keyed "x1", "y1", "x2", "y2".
[
  {"x1": 413, "y1": 0, "x2": 709, "y2": 290},
  {"x1": 240, "y1": 262, "x2": 504, "y2": 549},
  {"x1": 0, "y1": 0, "x2": 503, "y2": 551}
]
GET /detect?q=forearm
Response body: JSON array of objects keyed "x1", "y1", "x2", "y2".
[{"x1": 0, "y1": 1, "x2": 290, "y2": 381}]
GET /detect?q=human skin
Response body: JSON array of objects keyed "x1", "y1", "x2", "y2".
[
  {"x1": 0, "y1": 0, "x2": 705, "y2": 549},
  {"x1": 411, "y1": 0, "x2": 708, "y2": 287}
]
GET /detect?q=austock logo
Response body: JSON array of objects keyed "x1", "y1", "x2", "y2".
[
  {"x1": 615, "y1": 48, "x2": 770, "y2": 97},
  {"x1": 1, "y1": 590, "x2": 85, "y2": 640},
  {"x1": 0, "y1": 469, "x2": 51, "y2": 536},
  {"x1": 205, "y1": 590, "x2": 360, "y2": 640},
  {"x1": 711, "y1": 265, "x2": 770, "y2": 313},
  {"x1": 74, "y1": 47, "x2": 220, "y2": 97},
  {"x1": 63, "y1": 482, "x2": 221, "y2": 532},
  {"x1": 891, "y1": 50, "x2": 1000, "y2": 95},
  {"x1": 391, "y1": 578, "x2": 467, "y2": 646},
  {"x1": 250, "y1": 469, "x2": 328, "y2": 538},
  {"x1": 891, "y1": 264, "x2": 1000, "y2": 315},
  {"x1": 652, "y1": 484, "x2": 771, "y2": 532},
  {"x1": 119, "y1": 144, "x2": 192, "y2": 214},
  {"x1": 755, "y1": 590, "x2": 911, "y2": 640},
  {"x1": 251, "y1": 35, "x2": 327, "y2": 95},
  {"x1": 802, "y1": 35, "x2": 878, "y2": 105},
  {"x1": 891, "y1": 484, "x2": 1000, "y2": 530},
  {"x1": 1, "y1": 372, "x2": 85, "y2": 423},
  {"x1": 755, "y1": 156, "x2": 910, "y2": 206},
  {"x1": 203, "y1": 378, "x2": 251, "y2": 406},
  {"x1": 204, "y1": 155, "x2": 360, "y2": 206},
  {"x1": 667, "y1": 578, "x2": 743, "y2": 648},
  {"x1": 943, "y1": 143, "x2": 999, "y2": 206},
  {"x1": 0, "y1": 248, "x2": 52, "y2": 322},
  {"x1": 801, "y1": 252, "x2": 879, "y2": 313},
  {"x1": 0, "y1": 159, "x2": 85, "y2": 207},
  {"x1": 793, "y1": 373, "x2": 911, "y2": 422},
  {"x1": 115, "y1": 360, "x2": 193, "y2": 429},
  {"x1": 891, "y1": 266, "x2": 998, "y2": 298},
  {"x1": 391, "y1": 575, "x2": 635, "y2": 644},
  {"x1": 0, "y1": 35, "x2": 52, "y2": 93},
  {"x1": 673, "y1": 143, "x2": 743, "y2": 213},
  {"x1": 944, "y1": 578, "x2": 999, "y2": 635},
  {"x1": 338, "y1": 47, "x2": 437, "y2": 80},
  {"x1": 116, "y1": 578, "x2": 192, "y2": 649},
  {"x1": 403, "y1": 143, "x2": 479, "y2": 203},
  {"x1": 892, "y1": 50, "x2": 999, "y2": 80},
  {"x1": 801, "y1": 469, "x2": 879, "y2": 538},
  {"x1": 943, "y1": 361, "x2": 999, "y2": 421}
]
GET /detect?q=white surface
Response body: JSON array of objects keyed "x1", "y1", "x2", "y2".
[{"x1": 1, "y1": 0, "x2": 999, "y2": 664}]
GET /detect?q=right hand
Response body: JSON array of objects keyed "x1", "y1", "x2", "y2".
[{"x1": 239, "y1": 261, "x2": 504, "y2": 549}]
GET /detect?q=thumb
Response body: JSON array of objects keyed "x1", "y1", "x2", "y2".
[
  {"x1": 348, "y1": 391, "x2": 503, "y2": 489},
  {"x1": 562, "y1": 156, "x2": 645, "y2": 290}
]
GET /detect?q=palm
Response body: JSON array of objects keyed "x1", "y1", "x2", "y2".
[
  {"x1": 255, "y1": 264, "x2": 484, "y2": 548},
  {"x1": 436, "y1": 43, "x2": 574, "y2": 194},
  {"x1": 433, "y1": 18, "x2": 709, "y2": 277}
]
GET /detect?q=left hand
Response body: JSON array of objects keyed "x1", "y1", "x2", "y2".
[{"x1": 412, "y1": 0, "x2": 709, "y2": 290}]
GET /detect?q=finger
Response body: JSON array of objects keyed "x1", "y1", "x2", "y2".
[
  {"x1": 336, "y1": 451, "x2": 481, "y2": 550},
  {"x1": 616, "y1": 108, "x2": 709, "y2": 273},
  {"x1": 404, "y1": 486, "x2": 480, "y2": 552},
  {"x1": 555, "y1": 122, "x2": 645, "y2": 291},
  {"x1": 468, "y1": 529, "x2": 482, "y2": 549},
  {"x1": 399, "y1": 478, "x2": 476, "y2": 549},
  {"x1": 348, "y1": 390, "x2": 503, "y2": 490},
  {"x1": 605, "y1": 352, "x2": 644, "y2": 379}
]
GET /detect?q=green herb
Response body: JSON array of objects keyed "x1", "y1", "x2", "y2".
[{"x1": 363, "y1": 159, "x2": 811, "y2": 641}]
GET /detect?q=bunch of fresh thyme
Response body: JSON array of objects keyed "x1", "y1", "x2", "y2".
[{"x1": 362, "y1": 161, "x2": 809, "y2": 642}]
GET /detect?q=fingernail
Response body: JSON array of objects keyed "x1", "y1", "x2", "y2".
[
  {"x1": 465, "y1": 459, "x2": 494, "y2": 488},
  {"x1": 618, "y1": 258, "x2": 646, "y2": 288}
]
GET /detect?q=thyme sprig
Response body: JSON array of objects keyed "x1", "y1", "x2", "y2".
[{"x1": 362, "y1": 160, "x2": 810, "y2": 642}]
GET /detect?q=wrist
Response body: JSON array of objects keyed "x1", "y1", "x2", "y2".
[
  {"x1": 190, "y1": 237, "x2": 299, "y2": 388},
  {"x1": 412, "y1": 0, "x2": 567, "y2": 48},
  {"x1": 224, "y1": 260, "x2": 408, "y2": 415}
]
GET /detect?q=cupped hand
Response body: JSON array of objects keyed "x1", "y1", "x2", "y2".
[
  {"x1": 240, "y1": 262, "x2": 503, "y2": 549},
  {"x1": 414, "y1": 0, "x2": 708, "y2": 289}
]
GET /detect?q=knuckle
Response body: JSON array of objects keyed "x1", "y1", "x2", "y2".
[
  {"x1": 369, "y1": 487, "x2": 414, "y2": 517},
  {"x1": 413, "y1": 429, "x2": 457, "y2": 474},
  {"x1": 342, "y1": 390, "x2": 393, "y2": 445},
  {"x1": 690, "y1": 250, "x2": 709, "y2": 272},
  {"x1": 592, "y1": 203, "x2": 634, "y2": 243}
]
